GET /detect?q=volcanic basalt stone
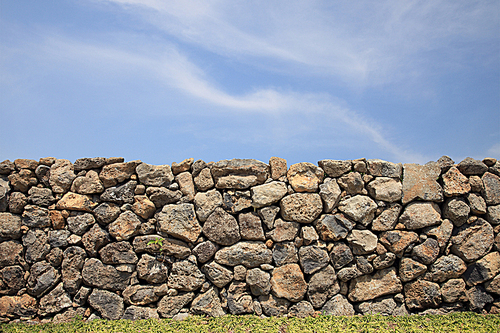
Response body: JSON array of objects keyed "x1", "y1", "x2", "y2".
[
  {"x1": 426, "y1": 254, "x2": 467, "y2": 282},
  {"x1": 211, "y1": 159, "x2": 269, "y2": 189},
  {"x1": 203, "y1": 261, "x2": 233, "y2": 288},
  {"x1": 202, "y1": 207, "x2": 240, "y2": 246},
  {"x1": 442, "y1": 166, "x2": 471, "y2": 197},
  {"x1": 82, "y1": 258, "x2": 131, "y2": 291},
  {"x1": 306, "y1": 265, "x2": 340, "y2": 309},
  {"x1": 258, "y1": 294, "x2": 290, "y2": 316},
  {"x1": 318, "y1": 160, "x2": 352, "y2": 178},
  {"x1": 280, "y1": 193, "x2": 323, "y2": 223},
  {"x1": 337, "y1": 172, "x2": 365, "y2": 195},
  {"x1": 404, "y1": 280, "x2": 442, "y2": 310},
  {"x1": 167, "y1": 259, "x2": 205, "y2": 292},
  {"x1": 269, "y1": 218, "x2": 300, "y2": 243},
  {"x1": 100, "y1": 180, "x2": 137, "y2": 205},
  {"x1": 348, "y1": 267, "x2": 402, "y2": 302},
  {"x1": 238, "y1": 212, "x2": 265, "y2": 241},
  {"x1": 67, "y1": 212, "x2": 95, "y2": 236},
  {"x1": 88, "y1": 289, "x2": 124, "y2": 320},
  {"x1": 457, "y1": 157, "x2": 488, "y2": 175},
  {"x1": 346, "y1": 230, "x2": 377, "y2": 255},
  {"x1": 330, "y1": 241, "x2": 354, "y2": 269},
  {"x1": 272, "y1": 242, "x2": 299, "y2": 267},
  {"x1": 338, "y1": 195, "x2": 377, "y2": 226},
  {"x1": 190, "y1": 287, "x2": 225, "y2": 317},
  {"x1": 0, "y1": 213, "x2": 22, "y2": 240},
  {"x1": 251, "y1": 181, "x2": 288, "y2": 208},
  {"x1": 367, "y1": 177, "x2": 403, "y2": 202},
  {"x1": 215, "y1": 241, "x2": 272, "y2": 268},
  {"x1": 321, "y1": 294, "x2": 355, "y2": 316},
  {"x1": 157, "y1": 292, "x2": 195, "y2": 318},
  {"x1": 372, "y1": 204, "x2": 402, "y2": 232},
  {"x1": 157, "y1": 203, "x2": 201, "y2": 243},
  {"x1": 451, "y1": 218, "x2": 494, "y2": 262},
  {"x1": 402, "y1": 163, "x2": 443, "y2": 204},
  {"x1": 379, "y1": 230, "x2": 419, "y2": 257},
  {"x1": 122, "y1": 285, "x2": 159, "y2": 306},
  {"x1": 99, "y1": 241, "x2": 138, "y2": 265},
  {"x1": 318, "y1": 178, "x2": 342, "y2": 213},
  {"x1": 482, "y1": 172, "x2": 500, "y2": 205},
  {"x1": 287, "y1": 162, "x2": 324, "y2": 193},
  {"x1": 26, "y1": 261, "x2": 60, "y2": 297},
  {"x1": 314, "y1": 214, "x2": 354, "y2": 241},
  {"x1": 270, "y1": 264, "x2": 307, "y2": 302},
  {"x1": 399, "y1": 202, "x2": 441, "y2": 230},
  {"x1": 298, "y1": 245, "x2": 330, "y2": 275}
]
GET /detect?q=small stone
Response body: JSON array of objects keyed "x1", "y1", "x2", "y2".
[
  {"x1": 280, "y1": 193, "x2": 323, "y2": 223},
  {"x1": 318, "y1": 160, "x2": 352, "y2": 178},
  {"x1": 233, "y1": 265, "x2": 247, "y2": 281},
  {"x1": 457, "y1": 157, "x2": 488, "y2": 175},
  {"x1": 100, "y1": 181, "x2": 137, "y2": 205},
  {"x1": 251, "y1": 181, "x2": 287, "y2": 208},
  {"x1": 319, "y1": 178, "x2": 341, "y2": 213},
  {"x1": 202, "y1": 207, "x2": 240, "y2": 246},
  {"x1": 399, "y1": 257, "x2": 427, "y2": 282},
  {"x1": 8, "y1": 169, "x2": 37, "y2": 193},
  {"x1": 0, "y1": 160, "x2": 16, "y2": 175},
  {"x1": 330, "y1": 242, "x2": 354, "y2": 269},
  {"x1": 287, "y1": 162, "x2": 324, "y2": 193},
  {"x1": 192, "y1": 241, "x2": 218, "y2": 263},
  {"x1": 226, "y1": 281, "x2": 253, "y2": 314},
  {"x1": 487, "y1": 205, "x2": 500, "y2": 225},
  {"x1": 412, "y1": 238, "x2": 440, "y2": 264},
  {"x1": 71, "y1": 170, "x2": 104, "y2": 194},
  {"x1": 26, "y1": 261, "x2": 60, "y2": 297},
  {"x1": 301, "y1": 226, "x2": 319, "y2": 245},
  {"x1": 8, "y1": 192, "x2": 27, "y2": 214},
  {"x1": 426, "y1": 254, "x2": 467, "y2": 282},
  {"x1": 168, "y1": 260, "x2": 205, "y2": 292},
  {"x1": 467, "y1": 193, "x2": 487, "y2": 214},
  {"x1": 372, "y1": 252, "x2": 396, "y2": 270},
  {"x1": 238, "y1": 212, "x2": 265, "y2": 241},
  {"x1": 357, "y1": 297, "x2": 398, "y2": 315},
  {"x1": 346, "y1": 230, "x2": 377, "y2": 255},
  {"x1": 321, "y1": 294, "x2": 355, "y2": 316},
  {"x1": 146, "y1": 187, "x2": 182, "y2": 207},
  {"x1": 338, "y1": 195, "x2": 377, "y2": 226},
  {"x1": 48, "y1": 229, "x2": 70, "y2": 248},
  {"x1": 122, "y1": 306, "x2": 159, "y2": 320},
  {"x1": 337, "y1": 265, "x2": 361, "y2": 282},
  {"x1": 222, "y1": 190, "x2": 252, "y2": 213},
  {"x1": 171, "y1": 158, "x2": 194, "y2": 175},
  {"x1": 372, "y1": 204, "x2": 402, "y2": 231},
  {"x1": 306, "y1": 265, "x2": 340, "y2": 309},
  {"x1": 366, "y1": 159, "x2": 402, "y2": 178},
  {"x1": 467, "y1": 286, "x2": 494, "y2": 311},
  {"x1": 99, "y1": 161, "x2": 140, "y2": 188},
  {"x1": 298, "y1": 245, "x2": 329, "y2": 275},
  {"x1": 258, "y1": 206, "x2": 280, "y2": 230},
  {"x1": 176, "y1": 172, "x2": 196, "y2": 201},
  {"x1": 61, "y1": 246, "x2": 87, "y2": 294},
  {"x1": 379, "y1": 230, "x2": 419, "y2": 257},
  {"x1": 136, "y1": 254, "x2": 169, "y2": 284},
  {"x1": 270, "y1": 264, "x2": 307, "y2": 302},
  {"x1": 399, "y1": 202, "x2": 441, "y2": 230},
  {"x1": 485, "y1": 274, "x2": 500, "y2": 295},
  {"x1": 88, "y1": 289, "x2": 124, "y2": 320},
  {"x1": 122, "y1": 285, "x2": 159, "y2": 306},
  {"x1": 269, "y1": 157, "x2": 287, "y2": 181},
  {"x1": 158, "y1": 292, "x2": 195, "y2": 318},
  {"x1": 367, "y1": 177, "x2": 402, "y2": 202},
  {"x1": 23, "y1": 229, "x2": 50, "y2": 264},
  {"x1": 203, "y1": 262, "x2": 233, "y2": 288},
  {"x1": 337, "y1": 172, "x2": 364, "y2": 195},
  {"x1": 404, "y1": 280, "x2": 441, "y2": 310},
  {"x1": 99, "y1": 242, "x2": 138, "y2": 265},
  {"x1": 482, "y1": 172, "x2": 500, "y2": 205},
  {"x1": 38, "y1": 282, "x2": 72, "y2": 315},
  {"x1": 193, "y1": 168, "x2": 214, "y2": 191},
  {"x1": 269, "y1": 218, "x2": 300, "y2": 243},
  {"x1": 215, "y1": 241, "x2": 272, "y2": 268},
  {"x1": 443, "y1": 167, "x2": 471, "y2": 196},
  {"x1": 356, "y1": 256, "x2": 373, "y2": 275},
  {"x1": 0, "y1": 212, "x2": 22, "y2": 239},
  {"x1": 0, "y1": 294, "x2": 37, "y2": 318}
]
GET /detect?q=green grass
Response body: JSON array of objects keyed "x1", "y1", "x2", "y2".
[{"x1": 1, "y1": 313, "x2": 499, "y2": 333}]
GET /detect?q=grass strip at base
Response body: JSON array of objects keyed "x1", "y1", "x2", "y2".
[{"x1": 1, "y1": 312, "x2": 499, "y2": 333}]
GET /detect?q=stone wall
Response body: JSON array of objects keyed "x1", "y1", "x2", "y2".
[{"x1": 0, "y1": 156, "x2": 499, "y2": 323}]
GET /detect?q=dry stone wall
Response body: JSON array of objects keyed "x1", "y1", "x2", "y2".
[{"x1": 0, "y1": 155, "x2": 499, "y2": 323}]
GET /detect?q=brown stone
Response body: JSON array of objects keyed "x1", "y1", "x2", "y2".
[
  {"x1": 251, "y1": 181, "x2": 287, "y2": 208},
  {"x1": 346, "y1": 229, "x2": 377, "y2": 255},
  {"x1": 215, "y1": 241, "x2": 272, "y2": 268},
  {"x1": 441, "y1": 279, "x2": 467, "y2": 303},
  {"x1": 0, "y1": 212, "x2": 21, "y2": 239},
  {"x1": 269, "y1": 157, "x2": 287, "y2": 180},
  {"x1": 211, "y1": 159, "x2": 269, "y2": 189},
  {"x1": 122, "y1": 285, "x2": 159, "y2": 306},
  {"x1": 412, "y1": 238, "x2": 440, "y2": 264},
  {"x1": 56, "y1": 192, "x2": 96, "y2": 212},
  {"x1": 372, "y1": 204, "x2": 402, "y2": 231},
  {"x1": 318, "y1": 160, "x2": 352, "y2": 178},
  {"x1": 269, "y1": 218, "x2": 300, "y2": 242},
  {"x1": 176, "y1": 172, "x2": 196, "y2": 201},
  {"x1": 202, "y1": 207, "x2": 240, "y2": 246},
  {"x1": 8, "y1": 170, "x2": 37, "y2": 193},
  {"x1": 321, "y1": 294, "x2": 355, "y2": 316},
  {"x1": 0, "y1": 294, "x2": 37, "y2": 318},
  {"x1": 238, "y1": 212, "x2": 265, "y2": 241},
  {"x1": 402, "y1": 163, "x2": 443, "y2": 204},
  {"x1": 70, "y1": 170, "x2": 104, "y2": 194},
  {"x1": 280, "y1": 193, "x2": 322, "y2": 223},
  {"x1": 379, "y1": 230, "x2": 419, "y2": 257},
  {"x1": 158, "y1": 292, "x2": 195, "y2": 318},
  {"x1": 424, "y1": 219, "x2": 453, "y2": 251},
  {"x1": 366, "y1": 159, "x2": 402, "y2": 178},
  {"x1": 367, "y1": 177, "x2": 402, "y2": 202},
  {"x1": 99, "y1": 241, "x2": 138, "y2": 265},
  {"x1": 443, "y1": 166, "x2": 471, "y2": 196},
  {"x1": 108, "y1": 211, "x2": 142, "y2": 241},
  {"x1": 348, "y1": 267, "x2": 402, "y2": 302},
  {"x1": 170, "y1": 158, "x2": 193, "y2": 175},
  {"x1": 82, "y1": 258, "x2": 131, "y2": 291},
  {"x1": 157, "y1": 203, "x2": 201, "y2": 243},
  {"x1": 132, "y1": 195, "x2": 156, "y2": 219},
  {"x1": 426, "y1": 254, "x2": 467, "y2": 282},
  {"x1": 464, "y1": 252, "x2": 500, "y2": 286},
  {"x1": 451, "y1": 218, "x2": 494, "y2": 262},
  {"x1": 338, "y1": 172, "x2": 365, "y2": 195},
  {"x1": 136, "y1": 254, "x2": 169, "y2": 284},
  {"x1": 404, "y1": 280, "x2": 441, "y2": 310},
  {"x1": 100, "y1": 161, "x2": 140, "y2": 188},
  {"x1": 193, "y1": 168, "x2": 214, "y2": 191},
  {"x1": 287, "y1": 162, "x2": 324, "y2": 193},
  {"x1": 49, "y1": 159, "x2": 76, "y2": 193},
  {"x1": 270, "y1": 264, "x2": 307, "y2": 302},
  {"x1": 399, "y1": 202, "x2": 441, "y2": 230},
  {"x1": 399, "y1": 257, "x2": 427, "y2": 282},
  {"x1": 168, "y1": 260, "x2": 205, "y2": 292}
]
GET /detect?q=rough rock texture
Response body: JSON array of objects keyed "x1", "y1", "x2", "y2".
[
  {"x1": 215, "y1": 241, "x2": 272, "y2": 268},
  {"x1": 287, "y1": 162, "x2": 324, "y2": 193},
  {"x1": 399, "y1": 202, "x2": 441, "y2": 230},
  {"x1": 211, "y1": 159, "x2": 269, "y2": 189},
  {"x1": 338, "y1": 195, "x2": 377, "y2": 226},
  {"x1": 88, "y1": 289, "x2": 124, "y2": 320},
  {"x1": 270, "y1": 264, "x2": 307, "y2": 302},
  {"x1": 348, "y1": 268, "x2": 402, "y2": 302},
  {"x1": 442, "y1": 167, "x2": 471, "y2": 197},
  {"x1": 280, "y1": 193, "x2": 322, "y2": 223},
  {"x1": 251, "y1": 181, "x2": 287, "y2": 208},
  {"x1": 314, "y1": 214, "x2": 354, "y2": 241},
  {"x1": 319, "y1": 178, "x2": 341, "y2": 213},
  {"x1": 367, "y1": 177, "x2": 402, "y2": 202},
  {"x1": 82, "y1": 258, "x2": 131, "y2": 291},
  {"x1": 402, "y1": 163, "x2": 443, "y2": 204},
  {"x1": 157, "y1": 203, "x2": 201, "y2": 243},
  {"x1": 322, "y1": 294, "x2": 355, "y2": 316},
  {"x1": 202, "y1": 207, "x2": 241, "y2": 245},
  {"x1": 451, "y1": 218, "x2": 494, "y2": 262}
]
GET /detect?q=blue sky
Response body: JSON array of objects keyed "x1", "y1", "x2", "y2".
[{"x1": 1, "y1": 0, "x2": 499, "y2": 166}]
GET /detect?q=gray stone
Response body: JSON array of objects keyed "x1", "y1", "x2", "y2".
[
  {"x1": 457, "y1": 157, "x2": 488, "y2": 175},
  {"x1": 399, "y1": 202, "x2": 441, "y2": 230},
  {"x1": 307, "y1": 265, "x2": 340, "y2": 309},
  {"x1": 318, "y1": 160, "x2": 352, "y2": 178},
  {"x1": 73, "y1": 157, "x2": 106, "y2": 170},
  {"x1": 193, "y1": 168, "x2": 214, "y2": 191},
  {"x1": 272, "y1": 242, "x2": 298, "y2": 266},
  {"x1": 426, "y1": 254, "x2": 467, "y2": 282},
  {"x1": 0, "y1": 160, "x2": 15, "y2": 175},
  {"x1": 122, "y1": 285, "x2": 159, "y2": 306},
  {"x1": 49, "y1": 159, "x2": 76, "y2": 193},
  {"x1": 246, "y1": 268, "x2": 271, "y2": 296},
  {"x1": 27, "y1": 187, "x2": 55, "y2": 206},
  {"x1": 82, "y1": 258, "x2": 131, "y2": 291},
  {"x1": 372, "y1": 204, "x2": 402, "y2": 231},
  {"x1": 73, "y1": 286, "x2": 91, "y2": 306},
  {"x1": 191, "y1": 287, "x2": 225, "y2": 317},
  {"x1": 258, "y1": 294, "x2": 290, "y2": 316},
  {"x1": 373, "y1": 252, "x2": 396, "y2": 270},
  {"x1": 8, "y1": 192, "x2": 27, "y2": 214},
  {"x1": 67, "y1": 212, "x2": 95, "y2": 236},
  {"x1": 23, "y1": 229, "x2": 50, "y2": 264},
  {"x1": 467, "y1": 286, "x2": 493, "y2": 311},
  {"x1": 61, "y1": 246, "x2": 87, "y2": 294},
  {"x1": 356, "y1": 256, "x2": 373, "y2": 275},
  {"x1": 258, "y1": 205, "x2": 280, "y2": 229},
  {"x1": 108, "y1": 210, "x2": 142, "y2": 241},
  {"x1": 157, "y1": 292, "x2": 195, "y2": 318},
  {"x1": 99, "y1": 242, "x2": 138, "y2": 265},
  {"x1": 0, "y1": 241, "x2": 24, "y2": 268},
  {"x1": 157, "y1": 203, "x2": 201, "y2": 243},
  {"x1": 0, "y1": 265, "x2": 25, "y2": 295},
  {"x1": 288, "y1": 300, "x2": 315, "y2": 318},
  {"x1": 269, "y1": 218, "x2": 300, "y2": 242},
  {"x1": 35, "y1": 165, "x2": 51, "y2": 187},
  {"x1": 321, "y1": 294, "x2": 355, "y2": 316},
  {"x1": 48, "y1": 229, "x2": 70, "y2": 248},
  {"x1": 402, "y1": 163, "x2": 443, "y2": 204},
  {"x1": 319, "y1": 178, "x2": 341, "y2": 213},
  {"x1": 222, "y1": 190, "x2": 252, "y2": 213},
  {"x1": 487, "y1": 205, "x2": 500, "y2": 225},
  {"x1": 366, "y1": 159, "x2": 402, "y2": 178},
  {"x1": 441, "y1": 279, "x2": 467, "y2": 303},
  {"x1": 467, "y1": 193, "x2": 487, "y2": 214},
  {"x1": 301, "y1": 225, "x2": 319, "y2": 245},
  {"x1": 482, "y1": 172, "x2": 500, "y2": 205},
  {"x1": 193, "y1": 189, "x2": 222, "y2": 222},
  {"x1": 122, "y1": 306, "x2": 159, "y2": 320},
  {"x1": 93, "y1": 202, "x2": 121, "y2": 225},
  {"x1": 136, "y1": 163, "x2": 174, "y2": 187},
  {"x1": 280, "y1": 193, "x2": 322, "y2": 223},
  {"x1": 330, "y1": 242, "x2": 354, "y2": 269},
  {"x1": 192, "y1": 241, "x2": 218, "y2": 264},
  {"x1": 451, "y1": 218, "x2": 494, "y2": 262},
  {"x1": 443, "y1": 198, "x2": 470, "y2": 227},
  {"x1": 314, "y1": 214, "x2": 354, "y2": 241},
  {"x1": 251, "y1": 181, "x2": 287, "y2": 208},
  {"x1": 337, "y1": 265, "x2": 361, "y2": 282},
  {"x1": 211, "y1": 159, "x2": 269, "y2": 189},
  {"x1": 202, "y1": 207, "x2": 240, "y2": 246},
  {"x1": 379, "y1": 231, "x2": 419, "y2": 257},
  {"x1": 298, "y1": 245, "x2": 329, "y2": 274},
  {"x1": 0, "y1": 212, "x2": 21, "y2": 239},
  {"x1": 22, "y1": 205, "x2": 51, "y2": 228},
  {"x1": 238, "y1": 212, "x2": 265, "y2": 241},
  {"x1": 168, "y1": 259, "x2": 205, "y2": 291},
  {"x1": 203, "y1": 261, "x2": 233, "y2": 288},
  {"x1": 82, "y1": 224, "x2": 111, "y2": 257},
  {"x1": 346, "y1": 230, "x2": 377, "y2": 255},
  {"x1": 38, "y1": 282, "x2": 72, "y2": 315},
  {"x1": 227, "y1": 281, "x2": 253, "y2": 314},
  {"x1": 215, "y1": 241, "x2": 272, "y2": 268},
  {"x1": 338, "y1": 195, "x2": 377, "y2": 226},
  {"x1": 463, "y1": 252, "x2": 500, "y2": 286},
  {"x1": 27, "y1": 261, "x2": 60, "y2": 297},
  {"x1": 424, "y1": 219, "x2": 453, "y2": 251},
  {"x1": 146, "y1": 186, "x2": 182, "y2": 207},
  {"x1": 357, "y1": 297, "x2": 398, "y2": 315},
  {"x1": 136, "y1": 254, "x2": 169, "y2": 284},
  {"x1": 88, "y1": 289, "x2": 124, "y2": 320},
  {"x1": 46, "y1": 248, "x2": 63, "y2": 267},
  {"x1": 337, "y1": 172, "x2": 364, "y2": 195},
  {"x1": 100, "y1": 180, "x2": 137, "y2": 205},
  {"x1": 367, "y1": 177, "x2": 402, "y2": 202}
]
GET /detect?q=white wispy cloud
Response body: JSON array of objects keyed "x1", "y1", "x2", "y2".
[{"x1": 96, "y1": 0, "x2": 498, "y2": 85}]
